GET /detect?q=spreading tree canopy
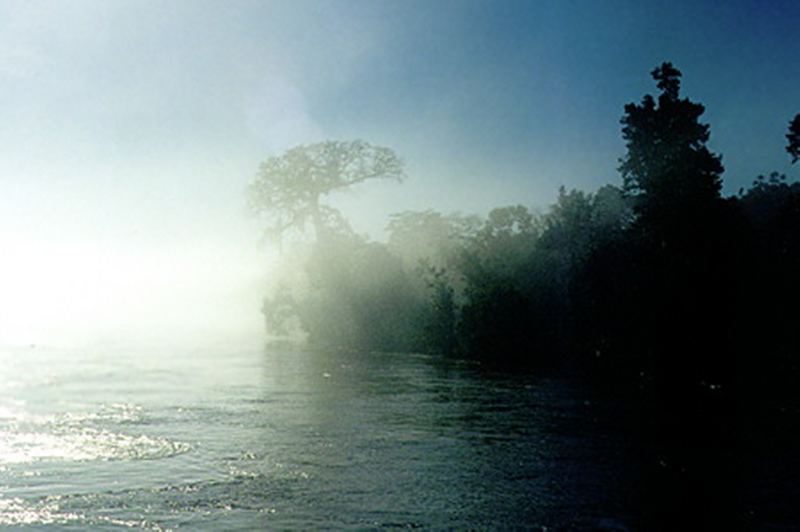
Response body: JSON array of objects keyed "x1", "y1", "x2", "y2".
[{"x1": 247, "y1": 140, "x2": 405, "y2": 243}]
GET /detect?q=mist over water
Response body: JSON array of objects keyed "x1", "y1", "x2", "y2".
[
  {"x1": 0, "y1": 235, "x2": 268, "y2": 349},
  {"x1": 0, "y1": 1, "x2": 798, "y2": 529}
]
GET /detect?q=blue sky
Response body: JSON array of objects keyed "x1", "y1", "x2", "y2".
[{"x1": 0, "y1": 0, "x2": 797, "y2": 344}]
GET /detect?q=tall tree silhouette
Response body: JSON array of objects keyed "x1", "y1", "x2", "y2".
[
  {"x1": 619, "y1": 62, "x2": 723, "y2": 242},
  {"x1": 619, "y1": 63, "x2": 739, "y2": 528},
  {"x1": 618, "y1": 63, "x2": 734, "y2": 376},
  {"x1": 247, "y1": 140, "x2": 405, "y2": 243}
]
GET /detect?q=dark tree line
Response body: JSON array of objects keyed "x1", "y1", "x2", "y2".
[
  {"x1": 255, "y1": 63, "x2": 796, "y2": 379},
  {"x1": 249, "y1": 63, "x2": 799, "y2": 527},
  {"x1": 252, "y1": 65, "x2": 799, "y2": 403}
]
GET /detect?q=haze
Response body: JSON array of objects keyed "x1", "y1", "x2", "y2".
[{"x1": 0, "y1": 0, "x2": 797, "y2": 347}]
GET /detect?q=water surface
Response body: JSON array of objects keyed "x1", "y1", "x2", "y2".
[{"x1": 0, "y1": 345, "x2": 640, "y2": 529}]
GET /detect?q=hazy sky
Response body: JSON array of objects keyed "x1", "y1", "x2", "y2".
[{"x1": 1, "y1": 0, "x2": 797, "y2": 345}]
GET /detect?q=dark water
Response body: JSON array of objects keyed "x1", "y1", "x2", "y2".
[
  {"x1": 0, "y1": 345, "x2": 653, "y2": 529},
  {"x1": 5, "y1": 345, "x2": 798, "y2": 530}
]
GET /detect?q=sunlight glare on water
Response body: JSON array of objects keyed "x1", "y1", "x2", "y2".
[{"x1": 0, "y1": 344, "x2": 639, "y2": 529}]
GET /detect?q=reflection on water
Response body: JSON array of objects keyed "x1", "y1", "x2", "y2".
[
  {"x1": 0, "y1": 404, "x2": 188, "y2": 465},
  {"x1": 0, "y1": 345, "x2": 642, "y2": 529}
]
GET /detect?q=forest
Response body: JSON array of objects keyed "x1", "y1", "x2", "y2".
[
  {"x1": 250, "y1": 63, "x2": 800, "y2": 407},
  {"x1": 245, "y1": 61, "x2": 800, "y2": 526}
]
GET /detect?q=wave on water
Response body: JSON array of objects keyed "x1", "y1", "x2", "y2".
[
  {"x1": 0, "y1": 403, "x2": 189, "y2": 465},
  {"x1": 0, "y1": 495, "x2": 168, "y2": 529}
]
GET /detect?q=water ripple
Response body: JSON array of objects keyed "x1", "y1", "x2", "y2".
[{"x1": 0, "y1": 404, "x2": 189, "y2": 464}]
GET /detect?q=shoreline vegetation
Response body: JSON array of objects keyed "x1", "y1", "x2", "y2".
[
  {"x1": 249, "y1": 62, "x2": 800, "y2": 527},
  {"x1": 251, "y1": 63, "x2": 798, "y2": 393}
]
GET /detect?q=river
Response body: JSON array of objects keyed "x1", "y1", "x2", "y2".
[
  {"x1": 0, "y1": 343, "x2": 657, "y2": 529},
  {"x1": 6, "y1": 343, "x2": 799, "y2": 529}
]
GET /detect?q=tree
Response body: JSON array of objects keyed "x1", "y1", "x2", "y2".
[
  {"x1": 247, "y1": 140, "x2": 405, "y2": 243},
  {"x1": 619, "y1": 62, "x2": 723, "y2": 235},
  {"x1": 617, "y1": 66, "x2": 738, "y2": 478},
  {"x1": 386, "y1": 210, "x2": 480, "y2": 271},
  {"x1": 458, "y1": 205, "x2": 540, "y2": 289},
  {"x1": 788, "y1": 113, "x2": 800, "y2": 164},
  {"x1": 298, "y1": 234, "x2": 424, "y2": 351}
]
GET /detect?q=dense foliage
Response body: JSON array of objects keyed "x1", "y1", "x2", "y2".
[{"x1": 255, "y1": 64, "x2": 800, "y2": 407}]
